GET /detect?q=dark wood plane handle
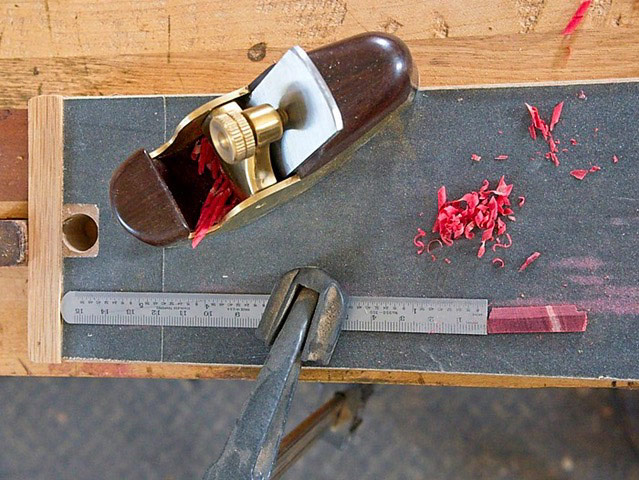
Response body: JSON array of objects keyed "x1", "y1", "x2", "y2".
[
  {"x1": 299, "y1": 33, "x2": 417, "y2": 177},
  {"x1": 110, "y1": 150, "x2": 191, "y2": 245},
  {"x1": 110, "y1": 33, "x2": 417, "y2": 246}
]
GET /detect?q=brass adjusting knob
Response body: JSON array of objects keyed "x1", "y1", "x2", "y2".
[
  {"x1": 209, "y1": 104, "x2": 287, "y2": 165},
  {"x1": 209, "y1": 110, "x2": 256, "y2": 164}
]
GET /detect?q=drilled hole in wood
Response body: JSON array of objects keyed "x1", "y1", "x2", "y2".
[{"x1": 62, "y1": 213, "x2": 98, "y2": 253}]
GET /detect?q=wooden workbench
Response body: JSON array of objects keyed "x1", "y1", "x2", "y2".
[{"x1": 1, "y1": 0, "x2": 638, "y2": 387}]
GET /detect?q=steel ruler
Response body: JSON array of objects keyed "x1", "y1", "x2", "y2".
[{"x1": 61, "y1": 291, "x2": 488, "y2": 335}]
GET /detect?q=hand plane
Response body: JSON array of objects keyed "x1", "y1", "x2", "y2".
[{"x1": 109, "y1": 33, "x2": 417, "y2": 247}]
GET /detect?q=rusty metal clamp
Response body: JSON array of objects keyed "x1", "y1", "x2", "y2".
[{"x1": 203, "y1": 267, "x2": 347, "y2": 480}]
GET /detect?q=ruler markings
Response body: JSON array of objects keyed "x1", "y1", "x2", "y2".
[{"x1": 61, "y1": 291, "x2": 488, "y2": 335}]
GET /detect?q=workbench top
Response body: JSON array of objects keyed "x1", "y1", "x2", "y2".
[{"x1": 2, "y1": 0, "x2": 639, "y2": 386}]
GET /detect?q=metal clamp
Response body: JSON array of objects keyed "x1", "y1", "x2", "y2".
[{"x1": 203, "y1": 267, "x2": 346, "y2": 480}]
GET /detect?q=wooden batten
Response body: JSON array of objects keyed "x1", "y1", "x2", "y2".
[{"x1": 27, "y1": 95, "x2": 64, "y2": 363}]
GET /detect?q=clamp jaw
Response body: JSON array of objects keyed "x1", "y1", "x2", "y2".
[{"x1": 110, "y1": 33, "x2": 417, "y2": 247}]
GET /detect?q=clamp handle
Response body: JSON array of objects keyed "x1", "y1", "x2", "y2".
[{"x1": 203, "y1": 267, "x2": 346, "y2": 480}]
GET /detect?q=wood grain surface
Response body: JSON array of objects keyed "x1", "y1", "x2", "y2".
[
  {"x1": 1, "y1": 0, "x2": 638, "y2": 384},
  {"x1": 27, "y1": 95, "x2": 64, "y2": 363}
]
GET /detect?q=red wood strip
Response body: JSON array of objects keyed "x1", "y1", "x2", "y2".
[
  {"x1": 488, "y1": 305, "x2": 587, "y2": 334},
  {"x1": 489, "y1": 304, "x2": 579, "y2": 320}
]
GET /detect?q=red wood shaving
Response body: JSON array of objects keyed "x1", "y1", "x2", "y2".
[
  {"x1": 492, "y1": 258, "x2": 505, "y2": 268},
  {"x1": 492, "y1": 232, "x2": 512, "y2": 252},
  {"x1": 494, "y1": 155, "x2": 509, "y2": 161},
  {"x1": 413, "y1": 228, "x2": 427, "y2": 255},
  {"x1": 528, "y1": 124, "x2": 537, "y2": 140},
  {"x1": 589, "y1": 165, "x2": 601, "y2": 172},
  {"x1": 562, "y1": 0, "x2": 591, "y2": 36},
  {"x1": 612, "y1": 155, "x2": 619, "y2": 163},
  {"x1": 443, "y1": 258, "x2": 452, "y2": 264},
  {"x1": 197, "y1": 137, "x2": 215, "y2": 175},
  {"x1": 518, "y1": 251, "x2": 541, "y2": 272},
  {"x1": 570, "y1": 138, "x2": 578, "y2": 145},
  {"x1": 525, "y1": 103, "x2": 549, "y2": 140},
  {"x1": 191, "y1": 137, "x2": 241, "y2": 248},
  {"x1": 549, "y1": 152, "x2": 559, "y2": 166},
  {"x1": 471, "y1": 154, "x2": 482, "y2": 162},
  {"x1": 427, "y1": 238, "x2": 443, "y2": 254},
  {"x1": 570, "y1": 169, "x2": 589, "y2": 180},
  {"x1": 578, "y1": 90, "x2": 587, "y2": 100},
  {"x1": 496, "y1": 217, "x2": 506, "y2": 236},
  {"x1": 549, "y1": 101, "x2": 564, "y2": 131},
  {"x1": 190, "y1": 142, "x2": 201, "y2": 160}
]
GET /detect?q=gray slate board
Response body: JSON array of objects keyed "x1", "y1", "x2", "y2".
[{"x1": 63, "y1": 83, "x2": 639, "y2": 379}]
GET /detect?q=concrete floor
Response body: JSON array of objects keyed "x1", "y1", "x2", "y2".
[{"x1": 1, "y1": 378, "x2": 638, "y2": 479}]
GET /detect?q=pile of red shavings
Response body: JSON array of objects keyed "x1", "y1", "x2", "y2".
[
  {"x1": 562, "y1": 0, "x2": 591, "y2": 36},
  {"x1": 419, "y1": 176, "x2": 516, "y2": 260},
  {"x1": 414, "y1": 87, "x2": 623, "y2": 271},
  {"x1": 190, "y1": 137, "x2": 241, "y2": 248}
]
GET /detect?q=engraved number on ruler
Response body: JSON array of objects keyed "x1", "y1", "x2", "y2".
[{"x1": 62, "y1": 292, "x2": 488, "y2": 335}]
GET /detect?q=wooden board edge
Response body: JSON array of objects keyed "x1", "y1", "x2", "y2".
[
  {"x1": 56, "y1": 76, "x2": 639, "y2": 101},
  {"x1": 27, "y1": 95, "x2": 64, "y2": 363},
  {"x1": 417, "y1": 76, "x2": 639, "y2": 92},
  {"x1": 25, "y1": 360, "x2": 639, "y2": 389}
]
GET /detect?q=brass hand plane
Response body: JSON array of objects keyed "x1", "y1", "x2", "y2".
[{"x1": 109, "y1": 33, "x2": 417, "y2": 247}]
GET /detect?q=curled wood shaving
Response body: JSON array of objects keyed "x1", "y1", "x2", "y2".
[
  {"x1": 519, "y1": 252, "x2": 541, "y2": 272},
  {"x1": 413, "y1": 228, "x2": 427, "y2": 255}
]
